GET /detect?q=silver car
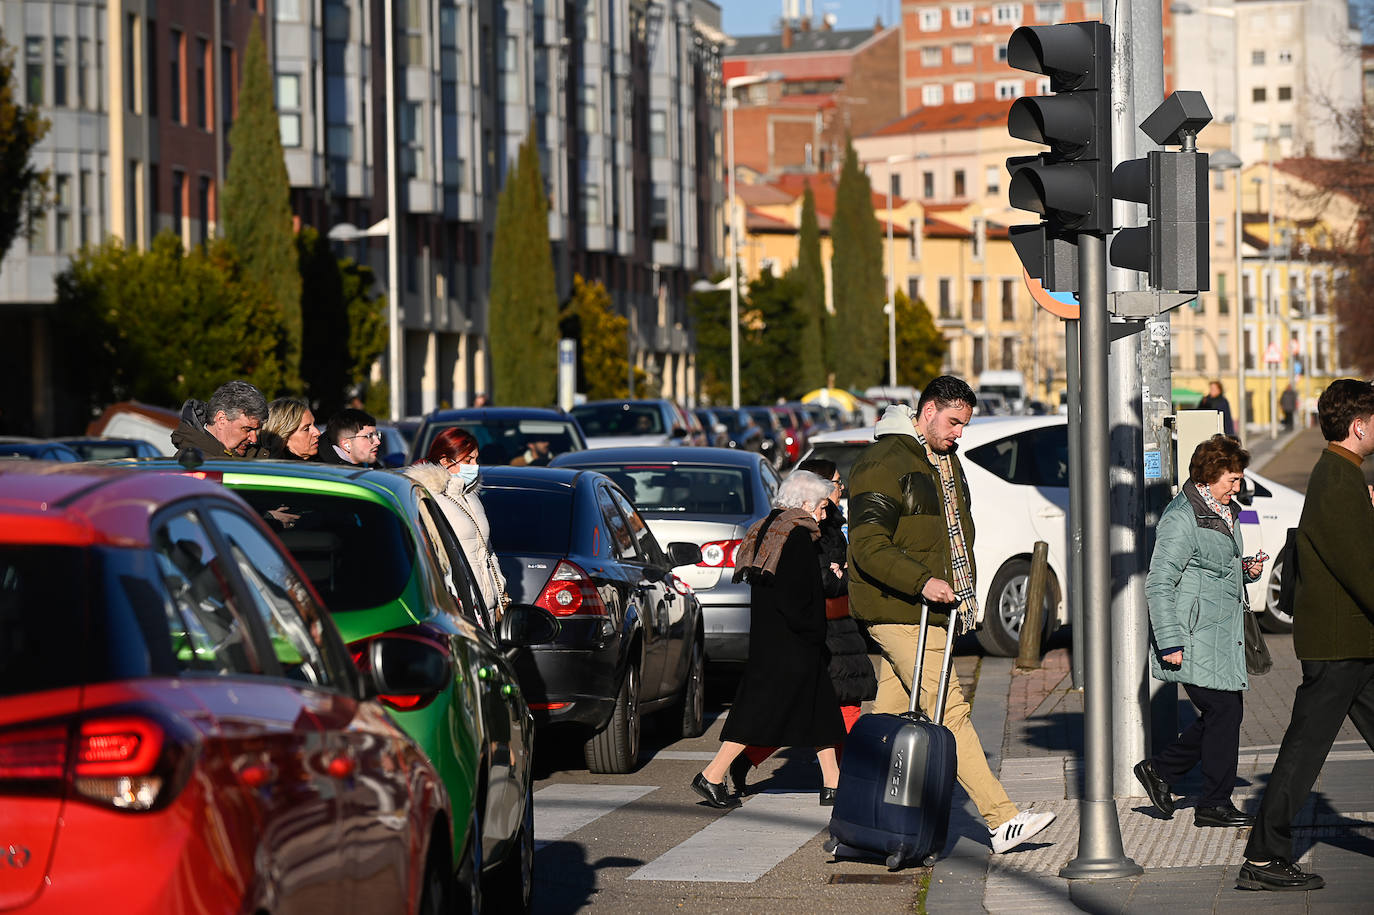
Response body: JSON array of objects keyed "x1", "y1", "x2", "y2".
[{"x1": 549, "y1": 446, "x2": 781, "y2": 665}]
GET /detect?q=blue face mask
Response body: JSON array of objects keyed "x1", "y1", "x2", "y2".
[{"x1": 456, "y1": 464, "x2": 480, "y2": 486}]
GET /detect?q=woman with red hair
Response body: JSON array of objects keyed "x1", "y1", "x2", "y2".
[{"x1": 404, "y1": 427, "x2": 507, "y2": 627}]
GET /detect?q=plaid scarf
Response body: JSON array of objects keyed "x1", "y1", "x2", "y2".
[
  {"x1": 1194, "y1": 481, "x2": 1235, "y2": 532},
  {"x1": 915, "y1": 429, "x2": 979, "y2": 636}
]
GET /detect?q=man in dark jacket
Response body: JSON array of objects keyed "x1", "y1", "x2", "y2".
[
  {"x1": 847, "y1": 375, "x2": 1055, "y2": 855},
  {"x1": 1238, "y1": 378, "x2": 1374, "y2": 891},
  {"x1": 170, "y1": 380, "x2": 269, "y2": 459}
]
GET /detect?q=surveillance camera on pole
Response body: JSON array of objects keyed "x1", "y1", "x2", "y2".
[
  {"x1": 1005, "y1": 21, "x2": 1113, "y2": 292},
  {"x1": 1109, "y1": 91, "x2": 1213, "y2": 294}
]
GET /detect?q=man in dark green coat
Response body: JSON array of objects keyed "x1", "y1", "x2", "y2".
[{"x1": 1239, "y1": 378, "x2": 1374, "y2": 892}]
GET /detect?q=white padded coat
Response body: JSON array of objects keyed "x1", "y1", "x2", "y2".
[{"x1": 404, "y1": 462, "x2": 507, "y2": 612}]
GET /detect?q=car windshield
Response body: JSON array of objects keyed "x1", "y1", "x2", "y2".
[
  {"x1": 419, "y1": 418, "x2": 582, "y2": 466},
  {"x1": 805, "y1": 442, "x2": 871, "y2": 485},
  {"x1": 571, "y1": 403, "x2": 664, "y2": 436},
  {"x1": 233, "y1": 489, "x2": 415, "y2": 612},
  {"x1": 480, "y1": 488, "x2": 573, "y2": 554},
  {"x1": 578, "y1": 465, "x2": 752, "y2": 515}
]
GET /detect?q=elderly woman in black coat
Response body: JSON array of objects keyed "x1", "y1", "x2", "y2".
[{"x1": 691, "y1": 470, "x2": 847, "y2": 809}]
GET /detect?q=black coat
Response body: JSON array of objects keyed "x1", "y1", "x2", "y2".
[
  {"x1": 817, "y1": 502, "x2": 849, "y2": 598},
  {"x1": 722, "y1": 521, "x2": 846, "y2": 747}
]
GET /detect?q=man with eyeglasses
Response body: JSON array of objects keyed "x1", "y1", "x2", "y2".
[{"x1": 322, "y1": 408, "x2": 384, "y2": 468}]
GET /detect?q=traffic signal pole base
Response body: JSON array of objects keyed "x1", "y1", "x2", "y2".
[{"x1": 1058, "y1": 800, "x2": 1143, "y2": 880}]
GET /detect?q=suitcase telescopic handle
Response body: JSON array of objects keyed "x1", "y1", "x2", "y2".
[{"x1": 908, "y1": 598, "x2": 957, "y2": 726}]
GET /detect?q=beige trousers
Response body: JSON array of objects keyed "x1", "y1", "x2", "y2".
[{"x1": 866, "y1": 621, "x2": 1019, "y2": 830}]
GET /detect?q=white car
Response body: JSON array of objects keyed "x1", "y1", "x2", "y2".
[{"x1": 799, "y1": 416, "x2": 1304, "y2": 656}]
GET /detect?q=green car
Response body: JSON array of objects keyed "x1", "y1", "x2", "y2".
[{"x1": 135, "y1": 459, "x2": 538, "y2": 912}]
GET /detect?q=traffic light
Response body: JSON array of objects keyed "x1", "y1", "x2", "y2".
[
  {"x1": 1005, "y1": 21, "x2": 1113, "y2": 294},
  {"x1": 1109, "y1": 92, "x2": 1213, "y2": 292}
]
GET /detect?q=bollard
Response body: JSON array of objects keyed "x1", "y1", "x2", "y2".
[{"x1": 1016, "y1": 540, "x2": 1051, "y2": 670}]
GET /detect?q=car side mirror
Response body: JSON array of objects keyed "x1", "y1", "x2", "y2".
[
  {"x1": 363, "y1": 635, "x2": 452, "y2": 701},
  {"x1": 1235, "y1": 478, "x2": 1253, "y2": 506},
  {"x1": 498, "y1": 604, "x2": 561, "y2": 649},
  {"x1": 666, "y1": 541, "x2": 704, "y2": 568}
]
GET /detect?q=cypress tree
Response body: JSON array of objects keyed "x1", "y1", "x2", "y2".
[
  {"x1": 792, "y1": 185, "x2": 827, "y2": 389},
  {"x1": 829, "y1": 139, "x2": 885, "y2": 390},
  {"x1": 894, "y1": 288, "x2": 946, "y2": 388},
  {"x1": 489, "y1": 130, "x2": 559, "y2": 406},
  {"x1": 739, "y1": 268, "x2": 807, "y2": 403},
  {"x1": 222, "y1": 19, "x2": 301, "y2": 392}
]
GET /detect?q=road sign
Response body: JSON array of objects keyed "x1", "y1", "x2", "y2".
[{"x1": 1264, "y1": 341, "x2": 1282, "y2": 365}]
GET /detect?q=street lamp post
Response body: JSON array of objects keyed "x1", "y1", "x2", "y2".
[
  {"x1": 382, "y1": 0, "x2": 401, "y2": 421},
  {"x1": 723, "y1": 72, "x2": 782, "y2": 409},
  {"x1": 327, "y1": 217, "x2": 398, "y2": 412}
]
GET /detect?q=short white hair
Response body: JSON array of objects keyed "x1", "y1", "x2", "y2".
[{"x1": 776, "y1": 470, "x2": 831, "y2": 510}]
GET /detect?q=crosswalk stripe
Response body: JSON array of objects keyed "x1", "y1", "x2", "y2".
[
  {"x1": 628, "y1": 790, "x2": 832, "y2": 883},
  {"x1": 533, "y1": 784, "x2": 658, "y2": 848}
]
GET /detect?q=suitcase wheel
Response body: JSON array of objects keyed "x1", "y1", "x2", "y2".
[
  {"x1": 823, "y1": 836, "x2": 839, "y2": 854},
  {"x1": 885, "y1": 846, "x2": 910, "y2": 871},
  {"x1": 921, "y1": 854, "x2": 938, "y2": 867}
]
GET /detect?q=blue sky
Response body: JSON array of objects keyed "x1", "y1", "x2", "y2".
[{"x1": 720, "y1": 0, "x2": 897, "y2": 38}]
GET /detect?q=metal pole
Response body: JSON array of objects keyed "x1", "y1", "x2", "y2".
[
  {"x1": 1060, "y1": 233, "x2": 1142, "y2": 880},
  {"x1": 384, "y1": 0, "x2": 403, "y2": 421},
  {"x1": 887, "y1": 181, "x2": 897, "y2": 385},
  {"x1": 727, "y1": 98, "x2": 741, "y2": 410},
  {"x1": 1267, "y1": 156, "x2": 1277, "y2": 440},
  {"x1": 1066, "y1": 319, "x2": 1084, "y2": 691},
  {"x1": 1233, "y1": 120, "x2": 1247, "y2": 444}
]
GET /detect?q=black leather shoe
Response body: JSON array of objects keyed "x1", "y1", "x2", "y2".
[
  {"x1": 691, "y1": 773, "x2": 741, "y2": 809},
  {"x1": 1237, "y1": 858, "x2": 1325, "y2": 891},
  {"x1": 1133, "y1": 760, "x2": 1175, "y2": 818},
  {"x1": 819, "y1": 786, "x2": 837, "y2": 807},
  {"x1": 1194, "y1": 803, "x2": 1254, "y2": 827},
  {"x1": 729, "y1": 755, "x2": 752, "y2": 797}
]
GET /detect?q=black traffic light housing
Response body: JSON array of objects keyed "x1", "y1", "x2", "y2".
[
  {"x1": 1006, "y1": 22, "x2": 1113, "y2": 242},
  {"x1": 1109, "y1": 91, "x2": 1213, "y2": 292}
]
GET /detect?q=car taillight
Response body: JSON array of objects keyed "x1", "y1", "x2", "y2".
[
  {"x1": 0, "y1": 725, "x2": 67, "y2": 780},
  {"x1": 698, "y1": 539, "x2": 742, "y2": 569},
  {"x1": 348, "y1": 628, "x2": 451, "y2": 713},
  {"x1": 535, "y1": 560, "x2": 608, "y2": 618}
]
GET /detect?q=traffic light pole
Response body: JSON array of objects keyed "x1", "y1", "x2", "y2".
[{"x1": 1060, "y1": 232, "x2": 1143, "y2": 880}]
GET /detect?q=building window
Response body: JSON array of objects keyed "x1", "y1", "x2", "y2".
[
  {"x1": 996, "y1": 80, "x2": 1021, "y2": 100},
  {"x1": 125, "y1": 16, "x2": 138, "y2": 111},
  {"x1": 78, "y1": 37, "x2": 90, "y2": 109},
  {"x1": 278, "y1": 0, "x2": 303, "y2": 20},
  {"x1": 170, "y1": 29, "x2": 183, "y2": 123},
  {"x1": 500, "y1": 35, "x2": 520, "y2": 102},
  {"x1": 954, "y1": 169, "x2": 966, "y2": 198},
  {"x1": 908, "y1": 277, "x2": 920, "y2": 301},
  {"x1": 1193, "y1": 329, "x2": 1207, "y2": 372},
  {"x1": 79, "y1": 170, "x2": 92, "y2": 247},
  {"x1": 970, "y1": 278, "x2": 984, "y2": 320},
  {"x1": 952, "y1": 5, "x2": 973, "y2": 27},
  {"x1": 1243, "y1": 328, "x2": 1255, "y2": 370},
  {"x1": 952, "y1": 43, "x2": 973, "y2": 65},
  {"x1": 1314, "y1": 328, "x2": 1327, "y2": 372},
  {"x1": 985, "y1": 165, "x2": 1000, "y2": 195},
  {"x1": 1218, "y1": 330, "x2": 1231, "y2": 371},
  {"x1": 198, "y1": 176, "x2": 211, "y2": 246},
  {"x1": 580, "y1": 83, "x2": 599, "y2": 134},
  {"x1": 953, "y1": 82, "x2": 974, "y2": 103},
  {"x1": 922, "y1": 84, "x2": 944, "y2": 106},
  {"x1": 1214, "y1": 217, "x2": 1226, "y2": 247},
  {"x1": 921, "y1": 46, "x2": 942, "y2": 67},
  {"x1": 972, "y1": 337, "x2": 985, "y2": 374},
  {"x1": 171, "y1": 169, "x2": 185, "y2": 242},
  {"x1": 994, "y1": 4, "x2": 1022, "y2": 25},
  {"x1": 939, "y1": 277, "x2": 954, "y2": 319},
  {"x1": 649, "y1": 110, "x2": 667, "y2": 158},
  {"x1": 922, "y1": 171, "x2": 935, "y2": 198},
  {"x1": 54, "y1": 37, "x2": 71, "y2": 108},
  {"x1": 404, "y1": 0, "x2": 425, "y2": 65},
  {"x1": 1253, "y1": 123, "x2": 1269, "y2": 140},
  {"x1": 1277, "y1": 49, "x2": 1292, "y2": 64},
  {"x1": 222, "y1": 45, "x2": 235, "y2": 131},
  {"x1": 54, "y1": 174, "x2": 72, "y2": 254},
  {"x1": 651, "y1": 195, "x2": 668, "y2": 240},
  {"x1": 1001, "y1": 279, "x2": 1015, "y2": 320},
  {"x1": 920, "y1": 9, "x2": 941, "y2": 31},
  {"x1": 908, "y1": 219, "x2": 918, "y2": 258},
  {"x1": 277, "y1": 74, "x2": 301, "y2": 147},
  {"x1": 1251, "y1": 49, "x2": 1265, "y2": 66},
  {"x1": 195, "y1": 37, "x2": 208, "y2": 129},
  {"x1": 1002, "y1": 338, "x2": 1016, "y2": 370},
  {"x1": 889, "y1": 173, "x2": 901, "y2": 200},
  {"x1": 1277, "y1": 85, "x2": 1292, "y2": 101},
  {"x1": 26, "y1": 37, "x2": 44, "y2": 106},
  {"x1": 1217, "y1": 273, "x2": 1230, "y2": 314},
  {"x1": 996, "y1": 44, "x2": 1009, "y2": 62},
  {"x1": 399, "y1": 102, "x2": 422, "y2": 178},
  {"x1": 1035, "y1": 1, "x2": 1064, "y2": 22},
  {"x1": 1037, "y1": 77, "x2": 1051, "y2": 95},
  {"x1": 1252, "y1": 86, "x2": 1266, "y2": 102}
]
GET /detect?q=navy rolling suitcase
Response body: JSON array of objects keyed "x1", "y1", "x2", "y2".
[{"x1": 824, "y1": 602, "x2": 957, "y2": 870}]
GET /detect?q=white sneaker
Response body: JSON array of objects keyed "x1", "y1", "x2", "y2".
[{"x1": 990, "y1": 809, "x2": 1057, "y2": 854}]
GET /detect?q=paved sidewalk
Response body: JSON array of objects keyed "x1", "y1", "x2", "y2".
[{"x1": 922, "y1": 428, "x2": 1374, "y2": 912}]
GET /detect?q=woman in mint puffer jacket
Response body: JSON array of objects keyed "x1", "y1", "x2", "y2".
[{"x1": 1133, "y1": 435, "x2": 1266, "y2": 829}]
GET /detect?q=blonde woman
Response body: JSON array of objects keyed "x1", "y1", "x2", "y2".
[{"x1": 264, "y1": 397, "x2": 320, "y2": 460}]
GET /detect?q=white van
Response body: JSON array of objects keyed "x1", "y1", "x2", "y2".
[{"x1": 977, "y1": 371, "x2": 1027, "y2": 414}]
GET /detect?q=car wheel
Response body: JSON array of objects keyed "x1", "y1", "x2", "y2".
[
  {"x1": 679, "y1": 636, "x2": 706, "y2": 739},
  {"x1": 456, "y1": 806, "x2": 482, "y2": 915},
  {"x1": 975, "y1": 559, "x2": 1059, "y2": 657},
  {"x1": 485, "y1": 784, "x2": 534, "y2": 914},
  {"x1": 417, "y1": 833, "x2": 453, "y2": 915},
  {"x1": 1258, "y1": 552, "x2": 1294, "y2": 633},
  {"x1": 584, "y1": 662, "x2": 641, "y2": 774}
]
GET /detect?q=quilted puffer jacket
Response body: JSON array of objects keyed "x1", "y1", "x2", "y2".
[{"x1": 1145, "y1": 483, "x2": 1252, "y2": 692}]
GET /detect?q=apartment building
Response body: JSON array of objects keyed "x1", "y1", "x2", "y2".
[{"x1": 2, "y1": 0, "x2": 724, "y2": 433}]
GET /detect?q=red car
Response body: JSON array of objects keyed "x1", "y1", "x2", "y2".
[{"x1": 0, "y1": 464, "x2": 453, "y2": 914}]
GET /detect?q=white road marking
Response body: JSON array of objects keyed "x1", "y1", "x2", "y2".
[
  {"x1": 628, "y1": 790, "x2": 832, "y2": 883},
  {"x1": 533, "y1": 783, "x2": 658, "y2": 848}
]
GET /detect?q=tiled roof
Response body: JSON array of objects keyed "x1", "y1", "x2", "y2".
[
  {"x1": 865, "y1": 98, "x2": 1015, "y2": 138},
  {"x1": 924, "y1": 215, "x2": 973, "y2": 238},
  {"x1": 727, "y1": 28, "x2": 889, "y2": 58}
]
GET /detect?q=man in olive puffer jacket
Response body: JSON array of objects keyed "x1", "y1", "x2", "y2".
[{"x1": 1239, "y1": 378, "x2": 1374, "y2": 892}]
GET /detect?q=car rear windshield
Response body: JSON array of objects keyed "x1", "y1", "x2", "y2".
[
  {"x1": 419, "y1": 418, "x2": 582, "y2": 466},
  {"x1": 480, "y1": 488, "x2": 573, "y2": 555},
  {"x1": 0, "y1": 546, "x2": 183, "y2": 697},
  {"x1": 233, "y1": 489, "x2": 415, "y2": 613},
  {"x1": 571, "y1": 403, "x2": 664, "y2": 436},
  {"x1": 580, "y1": 465, "x2": 752, "y2": 515}
]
